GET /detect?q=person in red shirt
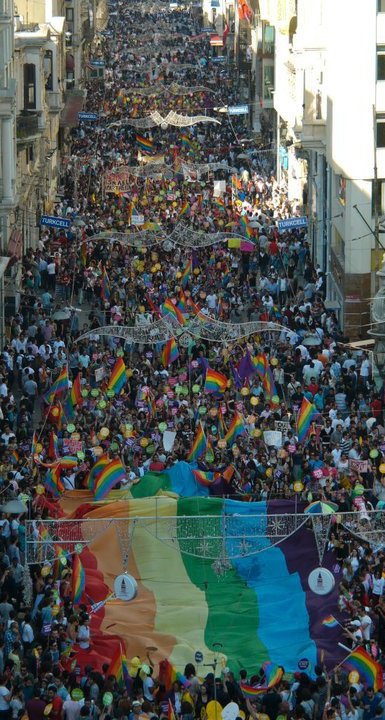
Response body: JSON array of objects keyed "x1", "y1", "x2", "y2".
[
  {"x1": 46, "y1": 685, "x2": 63, "y2": 720},
  {"x1": 26, "y1": 685, "x2": 46, "y2": 720}
]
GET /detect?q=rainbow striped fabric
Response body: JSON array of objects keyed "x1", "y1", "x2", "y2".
[
  {"x1": 180, "y1": 258, "x2": 192, "y2": 287},
  {"x1": 239, "y1": 214, "x2": 253, "y2": 239},
  {"x1": 322, "y1": 615, "x2": 339, "y2": 628},
  {"x1": 187, "y1": 422, "x2": 207, "y2": 462},
  {"x1": 262, "y1": 365, "x2": 277, "y2": 401},
  {"x1": 179, "y1": 200, "x2": 190, "y2": 217},
  {"x1": 204, "y1": 367, "x2": 228, "y2": 395},
  {"x1": 161, "y1": 298, "x2": 186, "y2": 325},
  {"x1": 93, "y1": 458, "x2": 126, "y2": 500},
  {"x1": 225, "y1": 411, "x2": 247, "y2": 445},
  {"x1": 44, "y1": 366, "x2": 69, "y2": 403},
  {"x1": 161, "y1": 337, "x2": 179, "y2": 367},
  {"x1": 107, "y1": 357, "x2": 127, "y2": 395},
  {"x1": 86, "y1": 454, "x2": 110, "y2": 492},
  {"x1": 192, "y1": 469, "x2": 219, "y2": 487},
  {"x1": 44, "y1": 466, "x2": 64, "y2": 497},
  {"x1": 72, "y1": 553, "x2": 85, "y2": 605},
  {"x1": 297, "y1": 397, "x2": 319, "y2": 443},
  {"x1": 253, "y1": 353, "x2": 269, "y2": 379},
  {"x1": 64, "y1": 374, "x2": 83, "y2": 420},
  {"x1": 343, "y1": 646, "x2": 383, "y2": 691},
  {"x1": 214, "y1": 197, "x2": 226, "y2": 212},
  {"x1": 136, "y1": 134, "x2": 154, "y2": 154}
]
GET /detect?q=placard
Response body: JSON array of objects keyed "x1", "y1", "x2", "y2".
[
  {"x1": 275, "y1": 421, "x2": 290, "y2": 434},
  {"x1": 263, "y1": 430, "x2": 283, "y2": 448},
  {"x1": 349, "y1": 459, "x2": 368, "y2": 474},
  {"x1": 104, "y1": 167, "x2": 130, "y2": 194},
  {"x1": 94, "y1": 367, "x2": 105, "y2": 383}
]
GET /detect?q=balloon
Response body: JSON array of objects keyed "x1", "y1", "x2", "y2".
[
  {"x1": 36, "y1": 442, "x2": 43, "y2": 453},
  {"x1": 379, "y1": 463, "x2": 385, "y2": 474},
  {"x1": 158, "y1": 422, "x2": 167, "y2": 432},
  {"x1": 81, "y1": 389, "x2": 89, "y2": 397},
  {"x1": 103, "y1": 693, "x2": 113, "y2": 707},
  {"x1": 271, "y1": 395, "x2": 280, "y2": 405},
  {"x1": 293, "y1": 481, "x2": 304, "y2": 493},
  {"x1": 348, "y1": 671, "x2": 360, "y2": 684},
  {"x1": 250, "y1": 396, "x2": 259, "y2": 406},
  {"x1": 67, "y1": 424, "x2": 76, "y2": 434},
  {"x1": 240, "y1": 387, "x2": 249, "y2": 396},
  {"x1": 91, "y1": 389, "x2": 100, "y2": 397},
  {"x1": 270, "y1": 358, "x2": 278, "y2": 366},
  {"x1": 107, "y1": 389, "x2": 115, "y2": 398},
  {"x1": 99, "y1": 427, "x2": 109, "y2": 439},
  {"x1": 98, "y1": 400, "x2": 107, "y2": 409},
  {"x1": 35, "y1": 484, "x2": 45, "y2": 495},
  {"x1": 370, "y1": 449, "x2": 379, "y2": 458},
  {"x1": 140, "y1": 438, "x2": 149, "y2": 448},
  {"x1": 41, "y1": 565, "x2": 51, "y2": 577},
  {"x1": 192, "y1": 384, "x2": 200, "y2": 393}
]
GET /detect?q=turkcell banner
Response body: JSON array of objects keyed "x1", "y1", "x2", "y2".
[
  {"x1": 278, "y1": 216, "x2": 308, "y2": 231},
  {"x1": 40, "y1": 215, "x2": 70, "y2": 229}
]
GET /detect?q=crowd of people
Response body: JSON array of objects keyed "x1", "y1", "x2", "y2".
[{"x1": 1, "y1": 0, "x2": 385, "y2": 718}]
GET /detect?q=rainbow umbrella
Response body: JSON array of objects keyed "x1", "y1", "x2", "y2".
[{"x1": 304, "y1": 500, "x2": 339, "y2": 515}]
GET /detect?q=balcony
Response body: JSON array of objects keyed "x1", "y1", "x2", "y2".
[
  {"x1": 46, "y1": 91, "x2": 63, "y2": 113},
  {"x1": 16, "y1": 111, "x2": 41, "y2": 141}
]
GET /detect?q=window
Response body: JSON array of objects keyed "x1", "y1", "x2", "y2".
[
  {"x1": 377, "y1": 115, "x2": 385, "y2": 147},
  {"x1": 378, "y1": 0, "x2": 385, "y2": 11},
  {"x1": 372, "y1": 180, "x2": 385, "y2": 215},
  {"x1": 263, "y1": 63, "x2": 274, "y2": 100},
  {"x1": 23, "y1": 63, "x2": 36, "y2": 109},
  {"x1": 332, "y1": 228, "x2": 345, "y2": 261},
  {"x1": 44, "y1": 50, "x2": 53, "y2": 90},
  {"x1": 262, "y1": 24, "x2": 274, "y2": 55},
  {"x1": 65, "y1": 7, "x2": 74, "y2": 21},
  {"x1": 378, "y1": 46, "x2": 385, "y2": 80}
]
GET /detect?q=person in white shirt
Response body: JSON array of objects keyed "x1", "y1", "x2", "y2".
[{"x1": 359, "y1": 609, "x2": 373, "y2": 641}]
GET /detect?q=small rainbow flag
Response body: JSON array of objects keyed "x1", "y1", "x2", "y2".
[
  {"x1": 93, "y1": 458, "x2": 126, "y2": 500},
  {"x1": 161, "y1": 298, "x2": 186, "y2": 326},
  {"x1": 108, "y1": 645, "x2": 124, "y2": 686},
  {"x1": 161, "y1": 338, "x2": 179, "y2": 367},
  {"x1": 86, "y1": 454, "x2": 110, "y2": 492},
  {"x1": 136, "y1": 134, "x2": 154, "y2": 154},
  {"x1": 72, "y1": 553, "x2": 85, "y2": 605},
  {"x1": 322, "y1": 615, "x2": 339, "y2": 629},
  {"x1": 239, "y1": 214, "x2": 253, "y2": 239},
  {"x1": 218, "y1": 411, "x2": 227, "y2": 439},
  {"x1": 181, "y1": 134, "x2": 194, "y2": 151},
  {"x1": 159, "y1": 659, "x2": 188, "y2": 691},
  {"x1": 48, "y1": 430, "x2": 59, "y2": 460},
  {"x1": 168, "y1": 699, "x2": 176, "y2": 720},
  {"x1": 204, "y1": 367, "x2": 228, "y2": 395},
  {"x1": 225, "y1": 411, "x2": 247, "y2": 446},
  {"x1": 187, "y1": 422, "x2": 207, "y2": 462},
  {"x1": 44, "y1": 366, "x2": 69, "y2": 403},
  {"x1": 214, "y1": 197, "x2": 226, "y2": 212},
  {"x1": 44, "y1": 466, "x2": 64, "y2": 497},
  {"x1": 9, "y1": 448, "x2": 19, "y2": 464},
  {"x1": 297, "y1": 397, "x2": 319, "y2": 443},
  {"x1": 253, "y1": 353, "x2": 268, "y2": 379},
  {"x1": 262, "y1": 365, "x2": 277, "y2": 401},
  {"x1": 101, "y1": 267, "x2": 111, "y2": 302},
  {"x1": 179, "y1": 200, "x2": 190, "y2": 218},
  {"x1": 58, "y1": 456, "x2": 79, "y2": 469},
  {"x1": 180, "y1": 258, "x2": 192, "y2": 287},
  {"x1": 107, "y1": 357, "x2": 127, "y2": 395},
  {"x1": 177, "y1": 290, "x2": 189, "y2": 317},
  {"x1": 343, "y1": 646, "x2": 383, "y2": 691},
  {"x1": 263, "y1": 662, "x2": 284, "y2": 688},
  {"x1": 64, "y1": 374, "x2": 83, "y2": 421},
  {"x1": 240, "y1": 683, "x2": 265, "y2": 698},
  {"x1": 192, "y1": 469, "x2": 218, "y2": 487}
]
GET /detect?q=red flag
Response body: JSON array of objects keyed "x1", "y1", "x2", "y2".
[{"x1": 223, "y1": 22, "x2": 230, "y2": 45}]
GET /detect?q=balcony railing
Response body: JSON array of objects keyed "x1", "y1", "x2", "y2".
[{"x1": 16, "y1": 112, "x2": 40, "y2": 139}]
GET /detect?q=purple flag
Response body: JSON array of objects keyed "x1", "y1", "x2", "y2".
[{"x1": 237, "y1": 350, "x2": 255, "y2": 381}]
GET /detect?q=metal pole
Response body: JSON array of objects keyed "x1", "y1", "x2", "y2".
[{"x1": 276, "y1": 113, "x2": 281, "y2": 185}]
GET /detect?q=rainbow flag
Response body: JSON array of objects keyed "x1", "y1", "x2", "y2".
[
  {"x1": 58, "y1": 456, "x2": 79, "y2": 469},
  {"x1": 343, "y1": 646, "x2": 383, "y2": 691},
  {"x1": 44, "y1": 466, "x2": 64, "y2": 497},
  {"x1": 263, "y1": 662, "x2": 284, "y2": 688},
  {"x1": 177, "y1": 290, "x2": 189, "y2": 317},
  {"x1": 225, "y1": 411, "x2": 246, "y2": 446},
  {"x1": 322, "y1": 615, "x2": 339, "y2": 629},
  {"x1": 72, "y1": 553, "x2": 85, "y2": 605},
  {"x1": 136, "y1": 134, "x2": 154, "y2": 154},
  {"x1": 86, "y1": 454, "x2": 110, "y2": 492},
  {"x1": 9, "y1": 448, "x2": 19, "y2": 464},
  {"x1": 192, "y1": 469, "x2": 218, "y2": 487},
  {"x1": 44, "y1": 366, "x2": 69, "y2": 403},
  {"x1": 239, "y1": 215, "x2": 253, "y2": 239},
  {"x1": 253, "y1": 353, "x2": 268, "y2": 379},
  {"x1": 180, "y1": 258, "x2": 192, "y2": 287},
  {"x1": 161, "y1": 338, "x2": 179, "y2": 367},
  {"x1": 48, "y1": 430, "x2": 59, "y2": 459},
  {"x1": 108, "y1": 645, "x2": 124, "y2": 686},
  {"x1": 64, "y1": 374, "x2": 83, "y2": 421},
  {"x1": 240, "y1": 683, "x2": 265, "y2": 698},
  {"x1": 107, "y1": 357, "x2": 127, "y2": 395},
  {"x1": 93, "y1": 458, "x2": 126, "y2": 500},
  {"x1": 218, "y1": 411, "x2": 227, "y2": 439},
  {"x1": 297, "y1": 397, "x2": 319, "y2": 443},
  {"x1": 122, "y1": 654, "x2": 131, "y2": 692},
  {"x1": 168, "y1": 699, "x2": 176, "y2": 720},
  {"x1": 262, "y1": 365, "x2": 277, "y2": 401},
  {"x1": 161, "y1": 298, "x2": 186, "y2": 326},
  {"x1": 204, "y1": 367, "x2": 228, "y2": 395},
  {"x1": 205, "y1": 436, "x2": 215, "y2": 464},
  {"x1": 181, "y1": 134, "x2": 194, "y2": 151},
  {"x1": 187, "y1": 422, "x2": 207, "y2": 462},
  {"x1": 159, "y1": 659, "x2": 188, "y2": 691},
  {"x1": 214, "y1": 197, "x2": 226, "y2": 212},
  {"x1": 101, "y1": 267, "x2": 111, "y2": 302},
  {"x1": 179, "y1": 200, "x2": 190, "y2": 218}
]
